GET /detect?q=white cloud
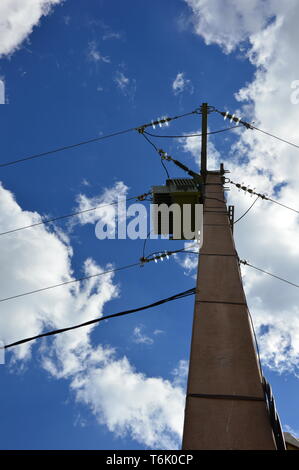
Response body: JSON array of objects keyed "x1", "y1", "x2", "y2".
[
  {"x1": 72, "y1": 181, "x2": 128, "y2": 242},
  {"x1": 114, "y1": 71, "x2": 129, "y2": 90},
  {"x1": 0, "y1": 0, "x2": 63, "y2": 57},
  {"x1": 103, "y1": 31, "x2": 121, "y2": 41},
  {"x1": 71, "y1": 356, "x2": 185, "y2": 449},
  {"x1": 173, "y1": 241, "x2": 199, "y2": 277},
  {"x1": 179, "y1": 128, "x2": 221, "y2": 170},
  {"x1": 0, "y1": 182, "x2": 117, "y2": 361},
  {"x1": 0, "y1": 79, "x2": 5, "y2": 104},
  {"x1": 184, "y1": 0, "x2": 276, "y2": 54},
  {"x1": 172, "y1": 72, "x2": 193, "y2": 95},
  {"x1": 182, "y1": 0, "x2": 299, "y2": 375},
  {"x1": 133, "y1": 325, "x2": 154, "y2": 345},
  {"x1": 87, "y1": 41, "x2": 110, "y2": 63},
  {"x1": 171, "y1": 359, "x2": 189, "y2": 388},
  {"x1": 114, "y1": 71, "x2": 136, "y2": 100},
  {"x1": 153, "y1": 329, "x2": 164, "y2": 336},
  {"x1": 0, "y1": 181, "x2": 186, "y2": 448}
]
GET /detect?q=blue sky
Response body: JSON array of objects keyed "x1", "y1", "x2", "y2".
[{"x1": 0, "y1": 0, "x2": 299, "y2": 450}]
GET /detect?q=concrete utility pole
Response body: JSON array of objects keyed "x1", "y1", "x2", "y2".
[{"x1": 182, "y1": 103, "x2": 277, "y2": 450}]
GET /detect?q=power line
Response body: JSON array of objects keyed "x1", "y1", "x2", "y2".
[
  {"x1": 140, "y1": 133, "x2": 170, "y2": 178},
  {"x1": 0, "y1": 128, "x2": 134, "y2": 169},
  {"x1": 2, "y1": 287, "x2": 196, "y2": 350},
  {"x1": 0, "y1": 109, "x2": 199, "y2": 169},
  {"x1": 234, "y1": 196, "x2": 260, "y2": 224},
  {"x1": 0, "y1": 262, "x2": 141, "y2": 304},
  {"x1": 0, "y1": 193, "x2": 151, "y2": 237},
  {"x1": 252, "y1": 126, "x2": 299, "y2": 150},
  {"x1": 216, "y1": 109, "x2": 299, "y2": 151},
  {"x1": 228, "y1": 180, "x2": 299, "y2": 215},
  {"x1": 266, "y1": 195, "x2": 299, "y2": 215},
  {"x1": 175, "y1": 249, "x2": 299, "y2": 290},
  {"x1": 143, "y1": 125, "x2": 241, "y2": 139},
  {"x1": 239, "y1": 259, "x2": 299, "y2": 289},
  {"x1": 0, "y1": 245, "x2": 194, "y2": 303}
]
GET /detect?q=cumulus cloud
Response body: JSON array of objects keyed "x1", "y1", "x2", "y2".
[
  {"x1": 0, "y1": 182, "x2": 117, "y2": 361},
  {"x1": 179, "y1": 128, "x2": 221, "y2": 170},
  {"x1": 171, "y1": 359, "x2": 189, "y2": 388},
  {"x1": 172, "y1": 72, "x2": 193, "y2": 95},
  {"x1": 183, "y1": 0, "x2": 299, "y2": 375},
  {"x1": 0, "y1": 181, "x2": 186, "y2": 448},
  {"x1": 173, "y1": 241, "x2": 199, "y2": 277},
  {"x1": 73, "y1": 181, "x2": 128, "y2": 226},
  {"x1": 72, "y1": 356, "x2": 185, "y2": 449},
  {"x1": 0, "y1": 0, "x2": 63, "y2": 57},
  {"x1": 184, "y1": 0, "x2": 276, "y2": 54}
]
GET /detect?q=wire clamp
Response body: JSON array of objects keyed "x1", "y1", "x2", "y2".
[
  {"x1": 159, "y1": 149, "x2": 172, "y2": 161},
  {"x1": 136, "y1": 192, "x2": 151, "y2": 201},
  {"x1": 239, "y1": 259, "x2": 248, "y2": 266}
]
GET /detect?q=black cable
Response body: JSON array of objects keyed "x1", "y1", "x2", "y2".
[
  {"x1": 229, "y1": 180, "x2": 299, "y2": 216},
  {"x1": 160, "y1": 158, "x2": 170, "y2": 179},
  {"x1": 142, "y1": 230, "x2": 152, "y2": 259},
  {"x1": 245, "y1": 301, "x2": 286, "y2": 450},
  {"x1": 2, "y1": 287, "x2": 196, "y2": 349},
  {"x1": 263, "y1": 378, "x2": 286, "y2": 450},
  {"x1": 143, "y1": 125, "x2": 241, "y2": 139},
  {"x1": 0, "y1": 194, "x2": 150, "y2": 237},
  {"x1": 240, "y1": 260, "x2": 299, "y2": 289},
  {"x1": 252, "y1": 125, "x2": 299, "y2": 151},
  {"x1": 0, "y1": 262, "x2": 141, "y2": 304},
  {"x1": 215, "y1": 108, "x2": 299, "y2": 151},
  {"x1": 0, "y1": 128, "x2": 134, "y2": 169},
  {"x1": 141, "y1": 132, "x2": 160, "y2": 152},
  {"x1": 267, "y1": 196, "x2": 299, "y2": 215},
  {"x1": 233, "y1": 196, "x2": 259, "y2": 224},
  {"x1": 141, "y1": 133, "x2": 170, "y2": 178},
  {"x1": 1, "y1": 108, "x2": 199, "y2": 169}
]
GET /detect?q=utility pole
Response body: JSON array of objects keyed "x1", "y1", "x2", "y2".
[{"x1": 181, "y1": 103, "x2": 277, "y2": 450}]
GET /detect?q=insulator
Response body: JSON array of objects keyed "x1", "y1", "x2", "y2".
[
  {"x1": 224, "y1": 111, "x2": 229, "y2": 120},
  {"x1": 230, "y1": 114, "x2": 235, "y2": 123},
  {"x1": 151, "y1": 120, "x2": 156, "y2": 130}
]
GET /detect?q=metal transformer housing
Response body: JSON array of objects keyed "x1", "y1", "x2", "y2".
[{"x1": 152, "y1": 178, "x2": 203, "y2": 239}]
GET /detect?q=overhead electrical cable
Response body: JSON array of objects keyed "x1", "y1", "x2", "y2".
[
  {"x1": 0, "y1": 192, "x2": 151, "y2": 237},
  {"x1": 216, "y1": 108, "x2": 299, "y2": 150},
  {"x1": 0, "y1": 246, "x2": 196, "y2": 303},
  {"x1": 239, "y1": 260, "x2": 299, "y2": 289},
  {"x1": 0, "y1": 108, "x2": 200, "y2": 169},
  {"x1": 0, "y1": 263, "x2": 141, "y2": 304},
  {"x1": 233, "y1": 196, "x2": 260, "y2": 224},
  {"x1": 140, "y1": 133, "x2": 170, "y2": 178},
  {"x1": 2, "y1": 287, "x2": 196, "y2": 350},
  {"x1": 143, "y1": 125, "x2": 241, "y2": 139},
  {"x1": 228, "y1": 180, "x2": 299, "y2": 215}
]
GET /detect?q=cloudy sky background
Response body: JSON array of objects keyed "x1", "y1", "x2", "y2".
[{"x1": 0, "y1": 0, "x2": 299, "y2": 449}]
